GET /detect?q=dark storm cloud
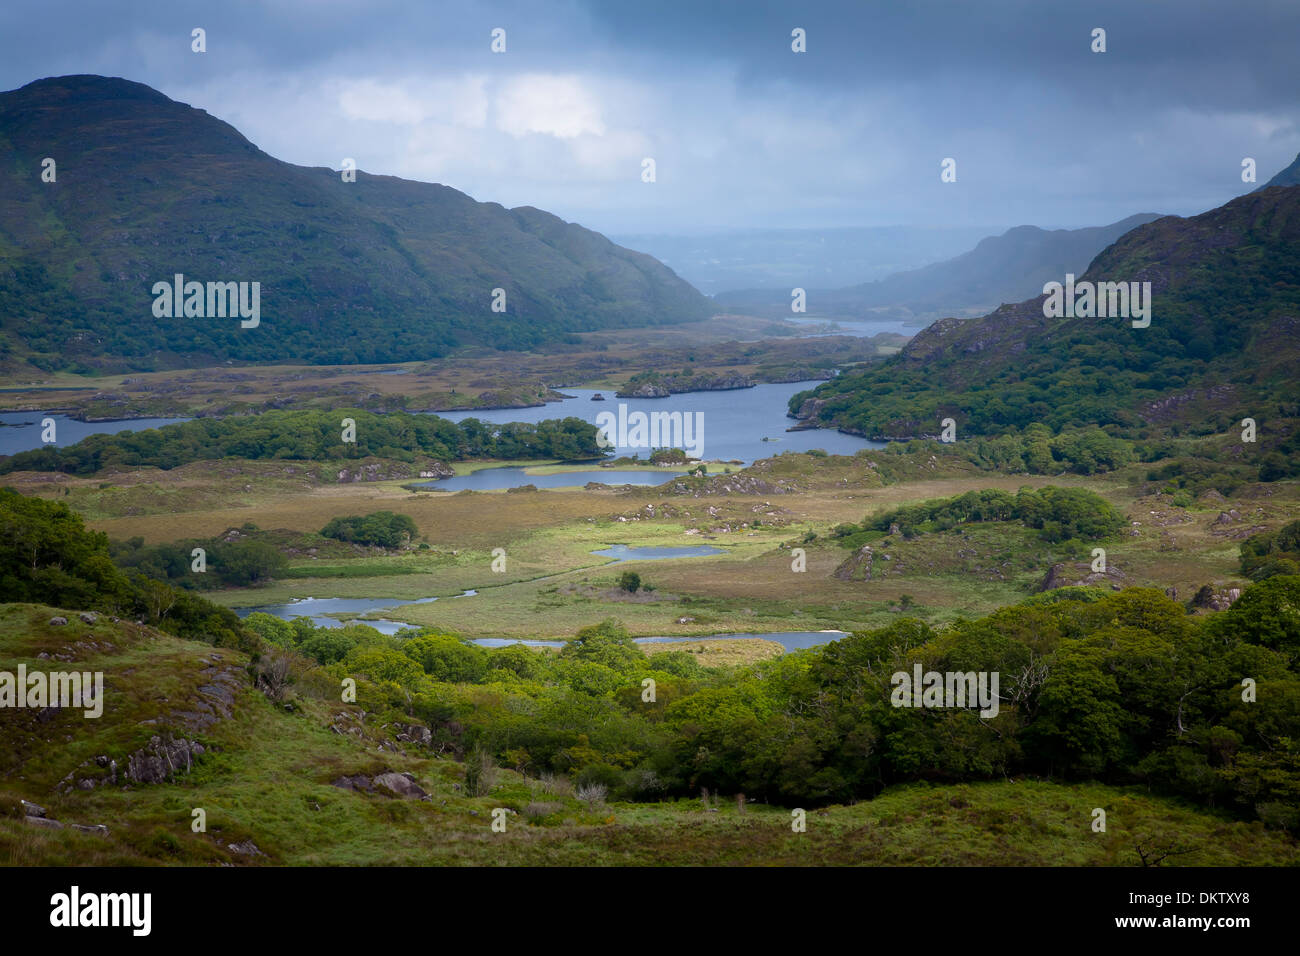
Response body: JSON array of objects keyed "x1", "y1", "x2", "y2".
[{"x1": 0, "y1": 0, "x2": 1296, "y2": 233}]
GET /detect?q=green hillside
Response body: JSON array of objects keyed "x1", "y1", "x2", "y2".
[
  {"x1": 2, "y1": 603, "x2": 1292, "y2": 868},
  {"x1": 792, "y1": 182, "x2": 1300, "y2": 479},
  {"x1": 0, "y1": 75, "x2": 711, "y2": 373}
]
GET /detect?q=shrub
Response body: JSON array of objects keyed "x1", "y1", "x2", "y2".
[
  {"x1": 465, "y1": 746, "x2": 497, "y2": 797},
  {"x1": 321, "y1": 511, "x2": 418, "y2": 548},
  {"x1": 523, "y1": 801, "x2": 564, "y2": 824}
]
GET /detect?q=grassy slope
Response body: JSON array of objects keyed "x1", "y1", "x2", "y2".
[{"x1": 2, "y1": 604, "x2": 1293, "y2": 866}]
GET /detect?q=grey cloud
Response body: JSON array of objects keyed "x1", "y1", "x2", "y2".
[{"x1": 0, "y1": 0, "x2": 1296, "y2": 234}]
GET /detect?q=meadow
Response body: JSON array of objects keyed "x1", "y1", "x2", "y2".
[{"x1": 2, "y1": 442, "x2": 1288, "y2": 640}]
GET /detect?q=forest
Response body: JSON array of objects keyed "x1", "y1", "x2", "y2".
[
  {"x1": 833, "y1": 486, "x2": 1128, "y2": 545},
  {"x1": 0, "y1": 410, "x2": 605, "y2": 475}
]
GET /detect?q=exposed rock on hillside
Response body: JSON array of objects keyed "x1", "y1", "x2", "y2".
[{"x1": 1037, "y1": 562, "x2": 1127, "y2": 592}]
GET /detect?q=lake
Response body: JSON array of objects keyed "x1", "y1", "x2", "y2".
[
  {"x1": 473, "y1": 631, "x2": 848, "y2": 652},
  {"x1": 233, "y1": 603, "x2": 848, "y2": 650},
  {"x1": 235, "y1": 546, "x2": 723, "y2": 628},
  {"x1": 427, "y1": 382, "x2": 883, "y2": 467},
  {"x1": 0, "y1": 412, "x2": 191, "y2": 457},
  {"x1": 422, "y1": 467, "x2": 691, "y2": 491},
  {"x1": 234, "y1": 576, "x2": 847, "y2": 650},
  {"x1": 591, "y1": 544, "x2": 725, "y2": 561},
  {"x1": 784, "y1": 316, "x2": 918, "y2": 337},
  {"x1": 2, "y1": 382, "x2": 880, "y2": 466},
  {"x1": 234, "y1": 591, "x2": 477, "y2": 634}
]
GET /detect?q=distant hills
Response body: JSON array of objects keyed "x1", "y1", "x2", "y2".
[
  {"x1": 792, "y1": 168, "x2": 1300, "y2": 450},
  {"x1": 611, "y1": 225, "x2": 995, "y2": 295},
  {"x1": 0, "y1": 75, "x2": 711, "y2": 373},
  {"x1": 715, "y1": 213, "x2": 1163, "y2": 323}
]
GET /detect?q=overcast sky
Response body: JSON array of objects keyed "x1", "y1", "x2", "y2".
[{"x1": 2, "y1": 0, "x2": 1297, "y2": 234}]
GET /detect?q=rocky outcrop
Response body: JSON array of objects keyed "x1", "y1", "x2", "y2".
[
  {"x1": 336, "y1": 458, "x2": 453, "y2": 483},
  {"x1": 616, "y1": 382, "x2": 671, "y2": 398},
  {"x1": 1037, "y1": 562, "x2": 1127, "y2": 592},
  {"x1": 25, "y1": 784, "x2": 109, "y2": 834},
  {"x1": 331, "y1": 774, "x2": 376, "y2": 793},
  {"x1": 834, "y1": 545, "x2": 875, "y2": 581},
  {"x1": 393, "y1": 723, "x2": 432, "y2": 747},
  {"x1": 24, "y1": 816, "x2": 109, "y2": 836},
  {"x1": 662, "y1": 473, "x2": 798, "y2": 497},
  {"x1": 332, "y1": 771, "x2": 430, "y2": 800},
  {"x1": 1191, "y1": 585, "x2": 1242, "y2": 610},
  {"x1": 125, "y1": 735, "x2": 204, "y2": 784},
  {"x1": 792, "y1": 396, "x2": 828, "y2": 423}
]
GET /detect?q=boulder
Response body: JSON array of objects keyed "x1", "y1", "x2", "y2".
[{"x1": 373, "y1": 772, "x2": 428, "y2": 799}]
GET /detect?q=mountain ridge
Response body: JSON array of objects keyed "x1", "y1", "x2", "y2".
[
  {"x1": 793, "y1": 181, "x2": 1300, "y2": 451},
  {"x1": 0, "y1": 75, "x2": 712, "y2": 372},
  {"x1": 1257, "y1": 150, "x2": 1300, "y2": 190},
  {"x1": 714, "y1": 213, "x2": 1163, "y2": 322}
]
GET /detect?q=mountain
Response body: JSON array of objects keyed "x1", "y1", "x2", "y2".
[
  {"x1": 714, "y1": 214, "x2": 1162, "y2": 323},
  {"x1": 1258, "y1": 150, "x2": 1300, "y2": 189},
  {"x1": 610, "y1": 225, "x2": 995, "y2": 295},
  {"x1": 0, "y1": 75, "x2": 711, "y2": 372},
  {"x1": 792, "y1": 182, "x2": 1300, "y2": 445}
]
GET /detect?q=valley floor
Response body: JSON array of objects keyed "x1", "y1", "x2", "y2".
[{"x1": 2, "y1": 449, "x2": 1282, "y2": 641}]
